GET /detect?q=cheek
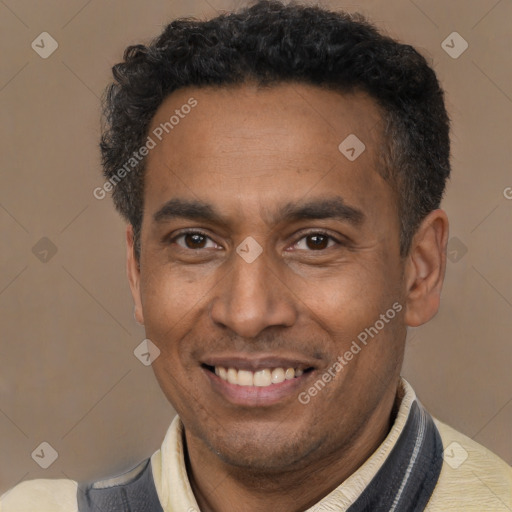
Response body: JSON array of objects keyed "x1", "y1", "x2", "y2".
[
  {"x1": 140, "y1": 261, "x2": 208, "y2": 317},
  {"x1": 138, "y1": 267, "x2": 207, "y2": 362},
  {"x1": 294, "y1": 259, "x2": 396, "y2": 336},
  {"x1": 142, "y1": 270, "x2": 209, "y2": 402}
]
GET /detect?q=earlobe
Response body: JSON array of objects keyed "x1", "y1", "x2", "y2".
[
  {"x1": 403, "y1": 209, "x2": 449, "y2": 327},
  {"x1": 126, "y1": 225, "x2": 144, "y2": 326}
]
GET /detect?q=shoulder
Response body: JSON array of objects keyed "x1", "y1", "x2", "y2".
[
  {"x1": 0, "y1": 478, "x2": 78, "y2": 512},
  {"x1": 0, "y1": 459, "x2": 156, "y2": 512},
  {"x1": 427, "y1": 418, "x2": 512, "y2": 511}
]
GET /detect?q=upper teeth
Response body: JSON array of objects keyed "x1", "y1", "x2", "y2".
[{"x1": 214, "y1": 366, "x2": 304, "y2": 387}]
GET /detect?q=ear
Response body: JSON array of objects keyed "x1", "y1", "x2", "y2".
[
  {"x1": 126, "y1": 224, "x2": 144, "y2": 325},
  {"x1": 403, "y1": 209, "x2": 449, "y2": 327}
]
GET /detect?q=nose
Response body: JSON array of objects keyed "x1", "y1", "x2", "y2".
[{"x1": 209, "y1": 249, "x2": 298, "y2": 339}]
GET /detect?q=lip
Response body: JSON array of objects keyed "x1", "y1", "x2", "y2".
[{"x1": 201, "y1": 355, "x2": 317, "y2": 407}]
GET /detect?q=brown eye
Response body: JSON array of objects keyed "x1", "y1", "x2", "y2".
[
  {"x1": 172, "y1": 231, "x2": 218, "y2": 250},
  {"x1": 184, "y1": 233, "x2": 207, "y2": 249},
  {"x1": 305, "y1": 234, "x2": 330, "y2": 250},
  {"x1": 292, "y1": 232, "x2": 340, "y2": 251}
]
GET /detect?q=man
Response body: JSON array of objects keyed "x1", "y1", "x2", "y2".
[{"x1": 2, "y1": 1, "x2": 510, "y2": 510}]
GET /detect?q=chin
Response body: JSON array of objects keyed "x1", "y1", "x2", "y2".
[{"x1": 206, "y1": 430, "x2": 323, "y2": 472}]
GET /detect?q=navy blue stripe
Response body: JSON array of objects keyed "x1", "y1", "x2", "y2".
[{"x1": 346, "y1": 401, "x2": 443, "y2": 512}]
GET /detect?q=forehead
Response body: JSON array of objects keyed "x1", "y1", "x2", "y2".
[{"x1": 143, "y1": 83, "x2": 395, "y2": 227}]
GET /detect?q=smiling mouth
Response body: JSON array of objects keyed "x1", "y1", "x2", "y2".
[{"x1": 202, "y1": 364, "x2": 314, "y2": 387}]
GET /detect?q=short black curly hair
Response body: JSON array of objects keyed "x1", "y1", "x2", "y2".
[{"x1": 100, "y1": 0, "x2": 450, "y2": 258}]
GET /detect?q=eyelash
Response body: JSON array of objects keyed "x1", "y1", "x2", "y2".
[{"x1": 168, "y1": 229, "x2": 344, "y2": 251}]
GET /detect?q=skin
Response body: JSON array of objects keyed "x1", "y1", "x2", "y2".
[{"x1": 126, "y1": 83, "x2": 449, "y2": 512}]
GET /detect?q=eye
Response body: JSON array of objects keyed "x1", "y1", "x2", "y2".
[
  {"x1": 292, "y1": 232, "x2": 340, "y2": 251},
  {"x1": 172, "y1": 231, "x2": 219, "y2": 250}
]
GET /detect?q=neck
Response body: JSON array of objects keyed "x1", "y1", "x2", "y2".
[{"x1": 184, "y1": 385, "x2": 402, "y2": 512}]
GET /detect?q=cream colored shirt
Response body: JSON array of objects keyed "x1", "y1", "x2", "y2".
[{"x1": 1, "y1": 378, "x2": 511, "y2": 511}]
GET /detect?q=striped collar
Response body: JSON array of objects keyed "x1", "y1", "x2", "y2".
[{"x1": 152, "y1": 377, "x2": 442, "y2": 511}]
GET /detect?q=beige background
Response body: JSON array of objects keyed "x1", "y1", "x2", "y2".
[{"x1": 1, "y1": 0, "x2": 511, "y2": 493}]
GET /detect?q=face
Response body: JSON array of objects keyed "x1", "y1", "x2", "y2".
[{"x1": 129, "y1": 83, "x2": 410, "y2": 472}]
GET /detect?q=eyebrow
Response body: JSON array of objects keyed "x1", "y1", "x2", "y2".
[
  {"x1": 277, "y1": 197, "x2": 364, "y2": 225},
  {"x1": 153, "y1": 196, "x2": 365, "y2": 227}
]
